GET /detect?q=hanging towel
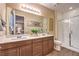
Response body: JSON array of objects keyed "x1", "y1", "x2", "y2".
[{"x1": 0, "y1": 19, "x2": 3, "y2": 31}]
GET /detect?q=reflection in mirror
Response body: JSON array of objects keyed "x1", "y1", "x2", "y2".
[
  {"x1": 6, "y1": 7, "x2": 49, "y2": 35},
  {"x1": 9, "y1": 10, "x2": 15, "y2": 34},
  {"x1": 15, "y1": 15, "x2": 24, "y2": 34}
]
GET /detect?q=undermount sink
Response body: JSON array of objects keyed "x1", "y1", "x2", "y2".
[
  {"x1": 11, "y1": 36, "x2": 30, "y2": 40},
  {"x1": 38, "y1": 33, "x2": 48, "y2": 36}
]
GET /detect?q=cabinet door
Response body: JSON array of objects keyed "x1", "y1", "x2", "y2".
[
  {"x1": 48, "y1": 37, "x2": 54, "y2": 53},
  {"x1": 1, "y1": 48, "x2": 19, "y2": 56},
  {"x1": 33, "y1": 39, "x2": 43, "y2": 56},
  {"x1": 33, "y1": 42, "x2": 42, "y2": 56},
  {"x1": 42, "y1": 39, "x2": 49, "y2": 55},
  {"x1": 0, "y1": 51, "x2": 5, "y2": 56},
  {"x1": 20, "y1": 44, "x2": 32, "y2": 56}
]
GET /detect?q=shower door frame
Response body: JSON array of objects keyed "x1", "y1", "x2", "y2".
[
  {"x1": 57, "y1": 15, "x2": 79, "y2": 50},
  {"x1": 69, "y1": 15, "x2": 79, "y2": 50}
]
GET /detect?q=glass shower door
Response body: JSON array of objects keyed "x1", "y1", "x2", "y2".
[{"x1": 70, "y1": 15, "x2": 79, "y2": 49}]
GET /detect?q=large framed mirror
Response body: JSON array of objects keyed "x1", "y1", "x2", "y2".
[{"x1": 6, "y1": 6, "x2": 53, "y2": 35}]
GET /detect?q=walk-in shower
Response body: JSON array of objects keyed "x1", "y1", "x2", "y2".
[{"x1": 57, "y1": 15, "x2": 79, "y2": 52}]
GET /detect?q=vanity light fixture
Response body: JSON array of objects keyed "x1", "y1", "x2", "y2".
[{"x1": 20, "y1": 4, "x2": 41, "y2": 15}]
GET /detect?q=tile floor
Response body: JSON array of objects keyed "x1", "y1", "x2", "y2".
[{"x1": 47, "y1": 47, "x2": 79, "y2": 56}]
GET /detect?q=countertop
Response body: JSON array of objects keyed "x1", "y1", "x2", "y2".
[{"x1": 0, "y1": 34, "x2": 54, "y2": 44}]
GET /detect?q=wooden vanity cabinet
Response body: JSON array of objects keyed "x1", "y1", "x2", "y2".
[
  {"x1": 0, "y1": 40, "x2": 32, "y2": 56},
  {"x1": 0, "y1": 36, "x2": 54, "y2": 56},
  {"x1": 48, "y1": 36, "x2": 54, "y2": 53},
  {"x1": 19, "y1": 40, "x2": 32, "y2": 56},
  {"x1": 0, "y1": 42, "x2": 20, "y2": 56},
  {"x1": 33, "y1": 39, "x2": 43, "y2": 56},
  {"x1": 0, "y1": 47, "x2": 19, "y2": 56},
  {"x1": 1, "y1": 48, "x2": 19, "y2": 56},
  {"x1": 0, "y1": 51, "x2": 4, "y2": 56},
  {"x1": 42, "y1": 37, "x2": 54, "y2": 55},
  {"x1": 19, "y1": 45, "x2": 32, "y2": 56},
  {"x1": 42, "y1": 38, "x2": 49, "y2": 55}
]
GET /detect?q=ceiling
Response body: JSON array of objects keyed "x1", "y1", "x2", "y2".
[
  {"x1": 39, "y1": 3, "x2": 56, "y2": 10},
  {"x1": 40, "y1": 3, "x2": 79, "y2": 13}
]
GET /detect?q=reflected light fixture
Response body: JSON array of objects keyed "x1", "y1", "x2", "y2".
[
  {"x1": 20, "y1": 4, "x2": 41, "y2": 15},
  {"x1": 69, "y1": 7, "x2": 73, "y2": 10},
  {"x1": 62, "y1": 19, "x2": 71, "y2": 23}
]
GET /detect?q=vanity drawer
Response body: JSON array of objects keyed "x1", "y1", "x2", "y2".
[
  {"x1": 0, "y1": 40, "x2": 32, "y2": 50},
  {"x1": 33, "y1": 44, "x2": 42, "y2": 56},
  {"x1": 0, "y1": 42, "x2": 18, "y2": 50},
  {"x1": 33, "y1": 39, "x2": 42, "y2": 43},
  {"x1": 16, "y1": 40, "x2": 32, "y2": 46}
]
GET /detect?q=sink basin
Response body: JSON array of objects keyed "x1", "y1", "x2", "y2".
[{"x1": 9, "y1": 35, "x2": 31, "y2": 40}]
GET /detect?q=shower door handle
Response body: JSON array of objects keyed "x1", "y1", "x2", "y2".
[{"x1": 69, "y1": 30, "x2": 72, "y2": 46}]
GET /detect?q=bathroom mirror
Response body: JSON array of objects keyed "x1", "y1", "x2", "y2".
[{"x1": 6, "y1": 6, "x2": 53, "y2": 35}]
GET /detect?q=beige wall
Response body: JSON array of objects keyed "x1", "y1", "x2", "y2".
[{"x1": 0, "y1": 3, "x2": 6, "y2": 36}]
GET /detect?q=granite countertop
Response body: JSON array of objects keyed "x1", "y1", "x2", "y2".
[{"x1": 0, "y1": 34, "x2": 54, "y2": 44}]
